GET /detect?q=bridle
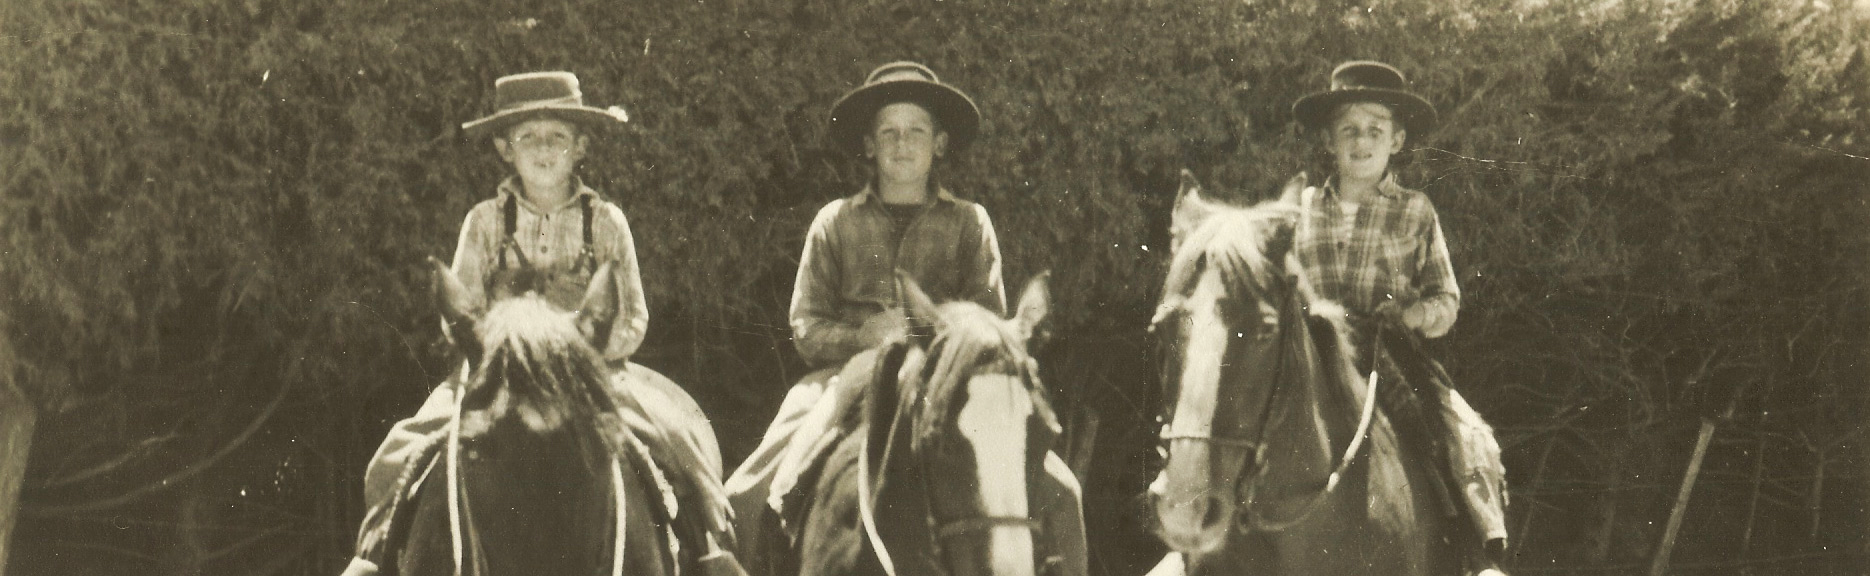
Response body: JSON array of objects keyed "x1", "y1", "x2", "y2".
[
  {"x1": 859, "y1": 343, "x2": 1049, "y2": 576},
  {"x1": 1154, "y1": 273, "x2": 1381, "y2": 533},
  {"x1": 442, "y1": 379, "x2": 631, "y2": 576}
]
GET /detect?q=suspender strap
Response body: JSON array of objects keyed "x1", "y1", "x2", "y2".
[
  {"x1": 496, "y1": 192, "x2": 596, "y2": 271},
  {"x1": 580, "y1": 195, "x2": 597, "y2": 271},
  {"x1": 582, "y1": 195, "x2": 593, "y2": 247},
  {"x1": 499, "y1": 194, "x2": 519, "y2": 269}
]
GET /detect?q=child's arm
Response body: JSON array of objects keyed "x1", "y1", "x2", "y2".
[
  {"x1": 442, "y1": 204, "x2": 497, "y2": 361},
  {"x1": 960, "y1": 203, "x2": 1008, "y2": 316},
  {"x1": 789, "y1": 200, "x2": 871, "y2": 368},
  {"x1": 1408, "y1": 203, "x2": 1460, "y2": 338},
  {"x1": 597, "y1": 203, "x2": 649, "y2": 362}
]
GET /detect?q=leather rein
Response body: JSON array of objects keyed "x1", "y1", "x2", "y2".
[
  {"x1": 1157, "y1": 288, "x2": 1382, "y2": 533},
  {"x1": 858, "y1": 347, "x2": 1045, "y2": 576},
  {"x1": 443, "y1": 386, "x2": 630, "y2": 576}
]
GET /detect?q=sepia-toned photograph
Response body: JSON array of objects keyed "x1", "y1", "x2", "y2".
[{"x1": 1, "y1": 0, "x2": 1865, "y2": 574}]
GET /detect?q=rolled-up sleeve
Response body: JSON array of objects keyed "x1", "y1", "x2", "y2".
[
  {"x1": 449, "y1": 205, "x2": 495, "y2": 318},
  {"x1": 964, "y1": 204, "x2": 1007, "y2": 316},
  {"x1": 1411, "y1": 207, "x2": 1460, "y2": 338},
  {"x1": 599, "y1": 204, "x2": 649, "y2": 361},
  {"x1": 789, "y1": 201, "x2": 867, "y2": 368}
]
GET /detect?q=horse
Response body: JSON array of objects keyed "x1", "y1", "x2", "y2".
[
  {"x1": 794, "y1": 271, "x2": 1062, "y2": 576},
  {"x1": 1146, "y1": 175, "x2": 1459, "y2": 575},
  {"x1": 383, "y1": 259, "x2": 687, "y2": 576}
]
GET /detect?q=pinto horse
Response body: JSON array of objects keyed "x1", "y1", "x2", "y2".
[
  {"x1": 797, "y1": 271, "x2": 1061, "y2": 576},
  {"x1": 384, "y1": 259, "x2": 683, "y2": 576},
  {"x1": 1147, "y1": 176, "x2": 1457, "y2": 575}
]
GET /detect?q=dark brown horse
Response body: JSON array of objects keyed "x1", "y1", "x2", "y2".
[
  {"x1": 797, "y1": 271, "x2": 1061, "y2": 576},
  {"x1": 1147, "y1": 177, "x2": 1457, "y2": 575},
  {"x1": 384, "y1": 260, "x2": 683, "y2": 576}
]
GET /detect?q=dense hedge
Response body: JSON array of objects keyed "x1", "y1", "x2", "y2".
[{"x1": 3, "y1": 0, "x2": 1866, "y2": 573}]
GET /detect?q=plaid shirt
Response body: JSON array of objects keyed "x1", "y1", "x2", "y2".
[
  {"x1": 1286, "y1": 174, "x2": 1460, "y2": 338},
  {"x1": 452, "y1": 177, "x2": 649, "y2": 361},
  {"x1": 790, "y1": 186, "x2": 1005, "y2": 367}
]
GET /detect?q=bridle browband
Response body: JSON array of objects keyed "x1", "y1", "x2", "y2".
[
  {"x1": 443, "y1": 377, "x2": 631, "y2": 576},
  {"x1": 1156, "y1": 271, "x2": 1381, "y2": 533},
  {"x1": 861, "y1": 341, "x2": 1050, "y2": 576}
]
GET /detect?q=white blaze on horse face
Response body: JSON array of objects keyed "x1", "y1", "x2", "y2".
[
  {"x1": 958, "y1": 372, "x2": 1036, "y2": 576},
  {"x1": 1158, "y1": 271, "x2": 1230, "y2": 544}
]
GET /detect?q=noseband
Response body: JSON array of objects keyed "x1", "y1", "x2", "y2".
[
  {"x1": 1156, "y1": 285, "x2": 1381, "y2": 533},
  {"x1": 861, "y1": 346, "x2": 1050, "y2": 576}
]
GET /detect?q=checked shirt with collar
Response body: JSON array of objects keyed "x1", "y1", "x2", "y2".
[
  {"x1": 1286, "y1": 174, "x2": 1460, "y2": 338},
  {"x1": 789, "y1": 186, "x2": 1006, "y2": 368}
]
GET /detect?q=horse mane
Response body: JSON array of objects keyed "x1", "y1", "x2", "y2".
[
  {"x1": 913, "y1": 302, "x2": 1059, "y2": 451},
  {"x1": 459, "y1": 296, "x2": 627, "y2": 464},
  {"x1": 1166, "y1": 200, "x2": 1367, "y2": 427}
]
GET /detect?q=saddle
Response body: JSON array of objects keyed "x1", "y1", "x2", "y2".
[
  {"x1": 1369, "y1": 320, "x2": 1510, "y2": 553},
  {"x1": 376, "y1": 423, "x2": 683, "y2": 574},
  {"x1": 772, "y1": 345, "x2": 908, "y2": 541}
]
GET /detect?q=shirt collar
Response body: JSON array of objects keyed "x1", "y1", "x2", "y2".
[
  {"x1": 496, "y1": 176, "x2": 599, "y2": 213},
  {"x1": 1320, "y1": 172, "x2": 1404, "y2": 201},
  {"x1": 850, "y1": 184, "x2": 957, "y2": 206}
]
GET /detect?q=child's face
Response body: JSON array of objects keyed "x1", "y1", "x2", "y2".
[
  {"x1": 495, "y1": 118, "x2": 588, "y2": 188},
  {"x1": 1325, "y1": 102, "x2": 1406, "y2": 182},
  {"x1": 864, "y1": 102, "x2": 947, "y2": 186}
]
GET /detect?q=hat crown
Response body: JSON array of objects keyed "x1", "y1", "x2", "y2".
[
  {"x1": 493, "y1": 71, "x2": 585, "y2": 111},
  {"x1": 1328, "y1": 61, "x2": 1409, "y2": 92},
  {"x1": 864, "y1": 62, "x2": 941, "y2": 86}
]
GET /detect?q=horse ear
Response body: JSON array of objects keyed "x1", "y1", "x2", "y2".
[
  {"x1": 432, "y1": 256, "x2": 485, "y2": 359},
  {"x1": 1171, "y1": 169, "x2": 1219, "y2": 254},
  {"x1": 577, "y1": 261, "x2": 619, "y2": 348},
  {"x1": 1275, "y1": 171, "x2": 1309, "y2": 205},
  {"x1": 896, "y1": 269, "x2": 943, "y2": 331},
  {"x1": 1012, "y1": 271, "x2": 1051, "y2": 343},
  {"x1": 432, "y1": 256, "x2": 483, "y2": 325},
  {"x1": 1266, "y1": 215, "x2": 1296, "y2": 267}
]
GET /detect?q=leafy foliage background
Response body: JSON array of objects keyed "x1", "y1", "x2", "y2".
[{"x1": 1, "y1": 0, "x2": 1865, "y2": 573}]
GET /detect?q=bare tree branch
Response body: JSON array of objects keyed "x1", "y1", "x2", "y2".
[{"x1": 21, "y1": 376, "x2": 292, "y2": 516}]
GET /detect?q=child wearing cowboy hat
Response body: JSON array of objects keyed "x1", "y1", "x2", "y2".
[
  {"x1": 343, "y1": 71, "x2": 744, "y2": 576},
  {"x1": 724, "y1": 61, "x2": 1087, "y2": 576},
  {"x1": 1285, "y1": 60, "x2": 1509, "y2": 576}
]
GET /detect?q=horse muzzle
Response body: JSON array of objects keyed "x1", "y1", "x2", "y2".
[{"x1": 1147, "y1": 471, "x2": 1233, "y2": 555}]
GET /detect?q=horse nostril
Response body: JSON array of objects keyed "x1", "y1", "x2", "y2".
[{"x1": 1200, "y1": 495, "x2": 1229, "y2": 528}]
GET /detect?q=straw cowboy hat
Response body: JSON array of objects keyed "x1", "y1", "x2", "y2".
[
  {"x1": 1292, "y1": 60, "x2": 1438, "y2": 144},
  {"x1": 827, "y1": 61, "x2": 981, "y2": 155},
  {"x1": 461, "y1": 71, "x2": 630, "y2": 140}
]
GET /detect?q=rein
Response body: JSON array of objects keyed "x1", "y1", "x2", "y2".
[
  {"x1": 1239, "y1": 321, "x2": 1382, "y2": 532},
  {"x1": 443, "y1": 381, "x2": 631, "y2": 576},
  {"x1": 858, "y1": 345, "x2": 1047, "y2": 576},
  {"x1": 1158, "y1": 291, "x2": 1383, "y2": 534}
]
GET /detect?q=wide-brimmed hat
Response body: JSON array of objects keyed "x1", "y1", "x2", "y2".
[
  {"x1": 461, "y1": 71, "x2": 630, "y2": 140},
  {"x1": 827, "y1": 62, "x2": 981, "y2": 155},
  {"x1": 1292, "y1": 61, "x2": 1437, "y2": 143}
]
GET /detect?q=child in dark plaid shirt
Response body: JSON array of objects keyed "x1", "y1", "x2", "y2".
[{"x1": 1286, "y1": 61, "x2": 1509, "y2": 576}]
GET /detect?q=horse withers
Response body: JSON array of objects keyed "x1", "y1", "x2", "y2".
[
  {"x1": 382, "y1": 259, "x2": 688, "y2": 576},
  {"x1": 797, "y1": 271, "x2": 1069, "y2": 576},
  {"x1": 1147, "y1": 176, "x2": 1458, "y2": 575}
]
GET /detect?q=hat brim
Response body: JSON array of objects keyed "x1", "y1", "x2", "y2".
[
  {"x1": 1292, "y1": 89, "x2": 1438, "y2": 144},
  {"x1": 828, "y1": 80, "x2": 980, "y2": 155},
  {"x1": 461, "y1": 104, "x2": 628, "y2": 140}
]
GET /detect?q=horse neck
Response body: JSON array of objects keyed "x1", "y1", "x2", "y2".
[
  {"x1": 459, "y1": 416, "x2": 620, "y2": 574},
  {"x1": 1249, "y1": 299, "x2": 1344, "y2": 500}
]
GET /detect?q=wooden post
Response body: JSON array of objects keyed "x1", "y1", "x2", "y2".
[
  {"x1": 1648, "y1": 388, "x2": 1740, "y2": 576},
  {"x1": 0, "y1": 378, "x2": 35, "y2": 576}
]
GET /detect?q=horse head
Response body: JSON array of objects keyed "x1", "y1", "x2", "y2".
[
  {"x1": 433, "y1": 256, "x2": 619, "y2": 436},
  {"x1": 887, "y1": 270, "x2": 1059, "y2": 576},
  {"x1": 1147, "y1": 173, "x2": 1361, "y2": 557},
  {"x1": 411, "y1": 258, "x2": 648, "y2": 576}
]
